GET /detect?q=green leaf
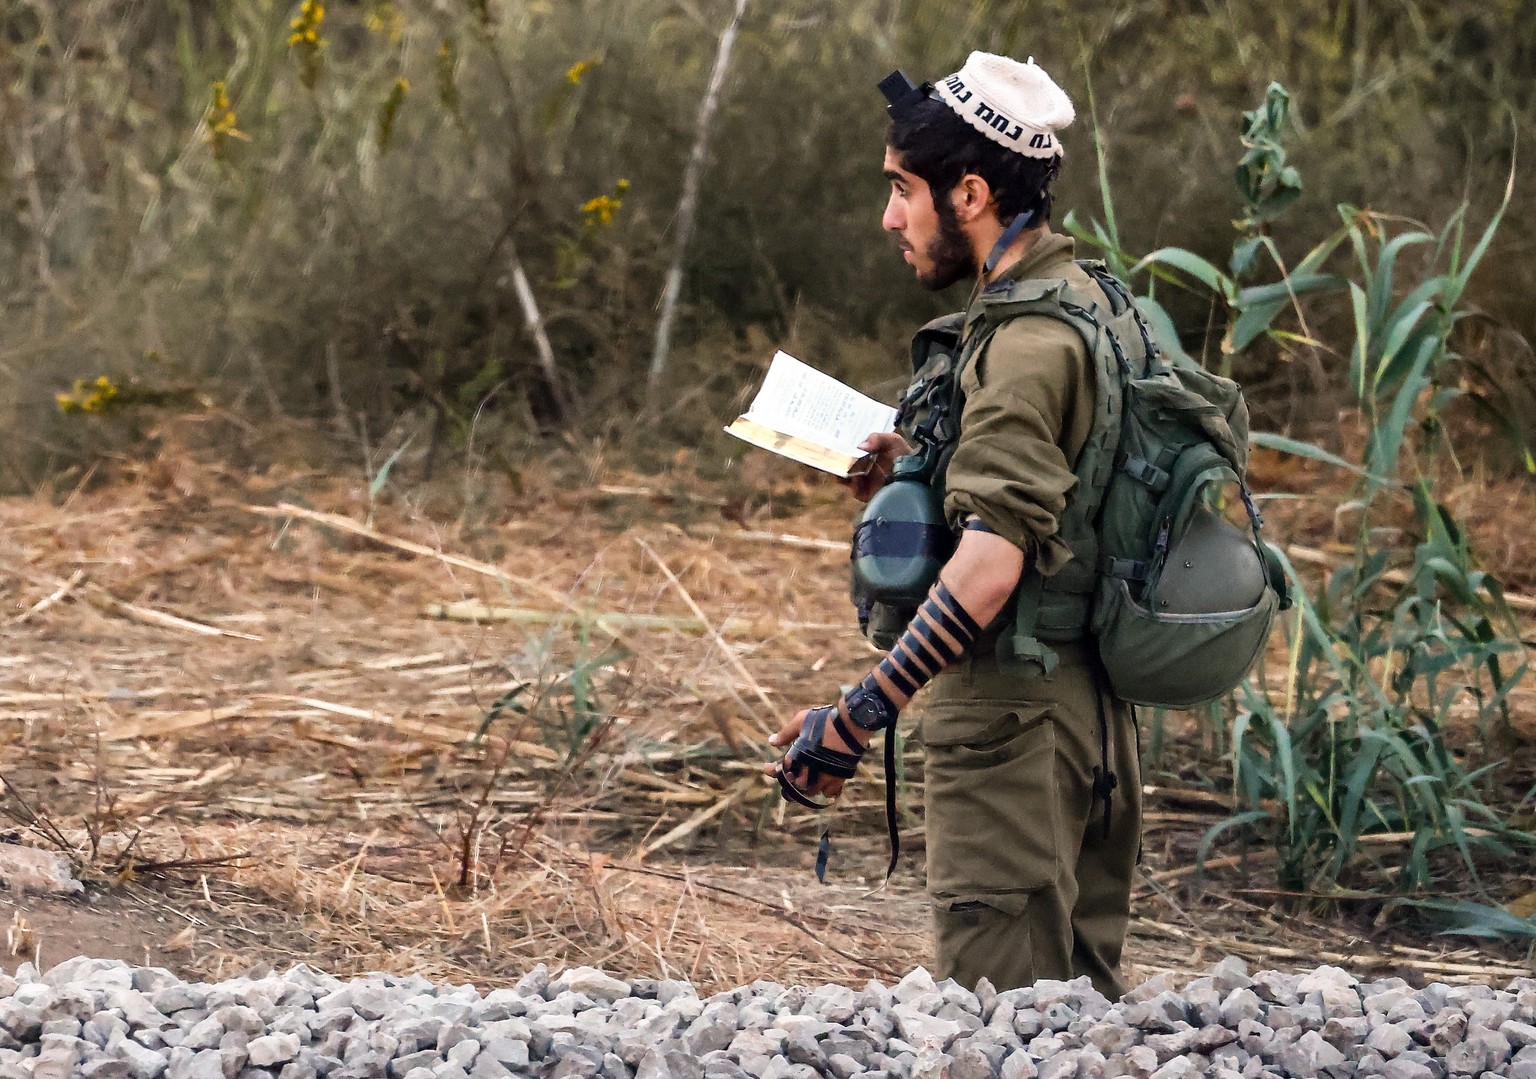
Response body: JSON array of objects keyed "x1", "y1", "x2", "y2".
[
  {"x1": 1288, "y1": 227, "x2": 1352, "y2": 277},
  {"x1": 1131, "y1": 248, "x2": 1235, "y2": 302},
  {"x1": 1369, "y1": 300, "x2": 1436, "y2": 390},
  {"x1": 1234, "y1": 273, "x2": 1347, "y2": 307},
  {"x1": 1230, "y1": 709, "x2": 1254, "y2": 796},
  {"x1": 1249, "y1": 431, "x2": 1396, "y2": 486},
  {"x1": 1133, "y1": 295, "x2": 1199, "y2": 369},
  {"x1": 1376, "y1": 333, "x2": 1440, "y2": 399},
  {"x1": 1230, "y1": 236, "x2": 1264, "y2": 280},
  {"x1": 1405, "y1": 899, "x2": 1536, "y2": 941},
  {"x1": 1336, "y1": 735, "x2": 1387, "y2": 857},
  {"x1": 1366, "y1": 232, "x2": 1433, "y2": 335},
  {"x1": 1266, "y1": 712, "x2": 1300, "y2": 841},
  {"x1": 1196, "y1": 810, "x2": 1273, "y2": 879},
  {"x1": 369, "y1": 435, "x2": 416, "y2": 499},
  {"x1": 1228, "y1": 297, "x2": 1288, "y2": 353},
  {"x1": 1447, "y1": 167, "x2": 1515, "y2": 298},
  {"x1": 1348, "y1": 282, "x2": 1372, "y2": 405},
  {"x1": 1368, "y1": 365, "x2": 1432, "y2": 478}
]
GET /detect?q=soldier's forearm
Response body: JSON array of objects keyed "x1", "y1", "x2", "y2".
[
  {"x1": 936, "y1": 524, "x2": 1025, "y2": 627},
  {"x1": 837, "y1": 523, "x2": 1025, "y2": 735},
  {"x1": 837, "y1": 578, "x2": 984, "y2": 735}
]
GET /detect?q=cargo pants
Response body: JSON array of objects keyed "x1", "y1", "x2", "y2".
[{"x1": 919, "y1": 640, "x2": 1140, "y2": 1000}]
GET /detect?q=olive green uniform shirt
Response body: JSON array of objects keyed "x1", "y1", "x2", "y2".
[{"x1": 943, "y1": 232, "x2": 1103, "y2": 573}]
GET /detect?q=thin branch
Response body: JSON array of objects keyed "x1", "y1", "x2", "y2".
[
  {"x1": 508, "y1": 248, "x2": 564, "y2": 418},
  {"x1": 648, "y1": 0, "x2": 750, "y2": 390}
]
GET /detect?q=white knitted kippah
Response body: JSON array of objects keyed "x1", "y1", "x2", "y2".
[{"x1": 934, "y1": 52, "x2": 1074, "y2": 159}]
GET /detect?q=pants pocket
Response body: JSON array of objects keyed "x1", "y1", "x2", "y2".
[{"x1": 923, "y1": 702, "x2": 1059, "y2": 910}]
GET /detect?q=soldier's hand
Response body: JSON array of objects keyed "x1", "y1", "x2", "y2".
[
  {"x1": 845, "y1": 432, "x2": 913, "y2": 502},
  {"x1": 764, "y1": 706, "x2": 871, "y2": 802}
]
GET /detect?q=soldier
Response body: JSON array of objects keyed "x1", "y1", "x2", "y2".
[{"x1": 765, "y1": 52, "x2": 1141, "y2": 999}]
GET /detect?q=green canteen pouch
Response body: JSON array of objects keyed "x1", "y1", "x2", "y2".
[
  {"x1": 864, "y1": 600, "x2": 917, "y2": 651},
  {"x1": 851, "y1": 475, "x2": 952, "y2": 609}
]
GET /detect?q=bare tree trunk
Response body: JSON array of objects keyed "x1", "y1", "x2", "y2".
[
  {"x1": 324, "y1": 342, "x2": 351, "y2": 437},
  {"x1": 509, "y1": 248, "x2": 562, "y2": 416},
  {"x1": 648, "y1": 0, "x2": 750, "y2": 392}
]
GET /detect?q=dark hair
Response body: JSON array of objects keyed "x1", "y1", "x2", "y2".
[{"x1": 888, "y1": 97, "x2": 1061, "y2": 225}]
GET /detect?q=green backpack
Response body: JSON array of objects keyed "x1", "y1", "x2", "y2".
[{"x1": 852, "y1": 260, "x2": 1289, "y2": 709}]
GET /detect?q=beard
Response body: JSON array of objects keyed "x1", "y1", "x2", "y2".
[{"x1": 915, "y1": 201, "x2": 976, "y2": 291}]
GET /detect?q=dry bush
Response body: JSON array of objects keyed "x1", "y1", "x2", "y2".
[{"x1": 1, "y1": 0, "x2": 1532, "y2": 490}]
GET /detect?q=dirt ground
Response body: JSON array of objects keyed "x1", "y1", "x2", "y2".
[{"x1": 1, "y1": 427, "x2": 1533, "y2": 993}]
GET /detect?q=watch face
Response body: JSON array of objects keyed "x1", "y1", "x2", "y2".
[{"x1": 848, "y1": 690, "x2": 893, "y2": 731}]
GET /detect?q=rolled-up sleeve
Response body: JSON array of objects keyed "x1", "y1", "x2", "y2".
[{"x1": 943, "y1": 315, "x2": 1089, "y2": 576}]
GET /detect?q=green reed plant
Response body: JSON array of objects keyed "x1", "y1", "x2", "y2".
[
  {"x1": 1073, "y1": 82, "x2": 1534, "y2": 903},
  {"x1": 1230, "y1": 189, "x2": 1532, "y2": 897}
]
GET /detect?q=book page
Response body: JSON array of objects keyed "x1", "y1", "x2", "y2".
[
  {"x1": 739, "y1": 351, "x2": 896, "y2": 457},
  {"x1": 723, "y1": 416, "x2": 865, "y2": 477}
]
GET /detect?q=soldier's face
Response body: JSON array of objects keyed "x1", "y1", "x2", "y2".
[{"x1": 882, "y1": 148, "x2": 974, "y2": 291}]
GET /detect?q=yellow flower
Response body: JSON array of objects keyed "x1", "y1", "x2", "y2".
[
  {"x1": 204, "y1": 80, "x2": 248, "y2": 158},
  {"x1": 57, "y1": 376, "x2": 121, "y2": 416},
  {"x1": 289, "y1": 0, "x2": 326, "y2": 88},
  {"x1": 564, "y1": 56, "x2": 601, "y2": 86},
  {"x1": 581, "y1": 194, "x2": 620, "y2": 228},
  {"x1": 580, "y1": 178, "x2": 631, "y2": 229},
  {"x1": 366, "y1": 1, "x2": 404, "y2": 42}
]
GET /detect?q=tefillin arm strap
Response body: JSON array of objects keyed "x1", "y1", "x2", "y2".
[{"x1": 780, "y1": 581, "x2": 982, "y2": 880}]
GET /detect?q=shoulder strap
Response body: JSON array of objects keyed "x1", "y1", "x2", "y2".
[{"x1": 978, "y1": 264, "x2": 1162, "y2": 673}]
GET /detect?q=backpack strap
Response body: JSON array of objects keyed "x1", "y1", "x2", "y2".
[
  {"x1": 976, "y1": 267, "x2": 1152, "y2": 675},
  {"x1": 906, "y1": 261, "x2": 1160, "y2": 677},
  {"x1": 892, "y1": 313, "x2": 968, "y2": 489}
]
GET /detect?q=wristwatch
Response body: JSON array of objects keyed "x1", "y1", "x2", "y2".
[{"x1": 842, "y1": 683, "x2": 897, "y2": 732}]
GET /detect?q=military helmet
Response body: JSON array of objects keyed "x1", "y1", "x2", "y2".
[{"x1": 1149, "y1": 505, "x2": 1268, "y2": 615}]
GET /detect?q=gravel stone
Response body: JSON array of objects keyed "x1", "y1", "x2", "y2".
[
  {"x1": 1148, "y1": 1058, "x2": 1200, "y2": 1079},
  {"x1": 1013, "y1": 1009, "x2": 1045, "y2": 1040},
  {"x1": 165, "y1": 1048, "x2": 224, "y2": 1079},
  {"x1": 552, "y1": 968, "x2": 631, "y2": 1004},
  {"x1": 949, "y1": 1044, "x2": 998, "y2": 1079},
  {"x1": 1276, "y1": 1029, "x2": 1347, "y2": 1075},
  {"x1": 248, "y1": 1032, "x2": 301, "y2": 1067},
  {"x1": 1123, "y1": 993, "x2": 1188, "y2": 1034},
  {"x1": 1000, "y1": 1050, "x2": 1037, "y2": 1079},
  {"x1": 892, "y1": 1005, "x2": 964, "y2": 1050},
  {"x1": 110, "y1": 1034, "x2": 170, "y2": 1079},
  {"x1": 1445, "y1": 1026, "x2": 1511, "y2": 1073},
  {"x1": 893, "y1": 970, "x2": 940, "y2": 1006},
  {"x1": 1182, "y1": 978, "x2": 1223, "y2": 1027},
  {"x1": 1250, "y1": 972, "x2": 1299, "y2": 1005},
  {"x1": 1084, "y1": 1020, "x2": 1136, "y2": 1057},
  {"x1": 1035, "y1": 1051, "x2": 1079, "y2": 1079},
  {"x1": 1380, "y1": 1056, "x2": 1437, "y2": 1079},
  {"x1": 1366, "y1": 1022, "x2": 1414, "y2": 1057},
  {"x1": 1211, "y1": 958, "x2": 1252, "y2": 993}
]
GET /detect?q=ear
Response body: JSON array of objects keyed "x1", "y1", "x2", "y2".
[{"x1": 950, "y1": 173, "x2": 995, "y2": 224}]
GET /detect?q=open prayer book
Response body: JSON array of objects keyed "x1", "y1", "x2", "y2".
[{"x1": 725, "y1": 351, "x2": 898, "y2": 478}]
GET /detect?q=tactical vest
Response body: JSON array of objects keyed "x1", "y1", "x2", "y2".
[{"x1": 859, "y1": 260, "x2": 1285, "y2": 707}]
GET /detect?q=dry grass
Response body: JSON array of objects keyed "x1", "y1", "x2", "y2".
[{"x1": 2, "y1": 428, "x2": 1533, "y2": 992}]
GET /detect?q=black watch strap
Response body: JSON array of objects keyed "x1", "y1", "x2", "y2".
[{"x1": 842, "y1": 683, "x2": 897, "y2": 732}]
